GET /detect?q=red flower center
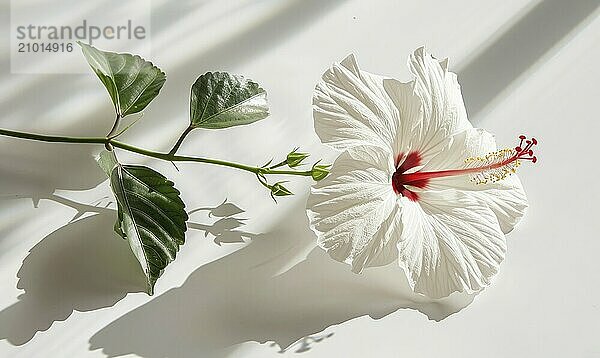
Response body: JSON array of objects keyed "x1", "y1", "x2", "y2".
[{"x1": 392, "y1": 135, "x2": 538, "y2": 201}]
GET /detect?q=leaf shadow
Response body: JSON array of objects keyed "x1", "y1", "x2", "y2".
[
  {"x1": 0, "y1": 196, "x2": 249, "y2": 346},
  {"x1": 0, "y1": 211, "x2": 145, "y2": 346},
  {"x1": 274, "y1": 332, "x2": 335, "y2": 354},
  {"x1": 89, "y1": 204, "x2": 476, "y2": 357}
]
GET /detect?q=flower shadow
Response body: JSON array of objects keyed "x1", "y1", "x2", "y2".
[
  {"x1": 0, "y1": 196, "x2": 249, "y2": 346},
  {"x1": 89, "y1": 204, "x2": 476, "y2": 357}
]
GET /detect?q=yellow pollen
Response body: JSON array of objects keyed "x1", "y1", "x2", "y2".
[{"x1": 464, "y1": 148, "x2": 520, "y2": 185}]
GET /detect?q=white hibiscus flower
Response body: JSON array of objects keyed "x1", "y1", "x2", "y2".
[{"x1": 307, "y1": 47, "x2": 536, "y2": 298}]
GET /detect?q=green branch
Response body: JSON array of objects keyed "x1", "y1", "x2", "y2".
[
  {"x1": 168, "y1": 125, "x2": 193, "y2": 155},
  {"x1": 106, "y1": 113, "x2": 122, "y2": 138},
  {"x1": 0, "y1": 128, "x2": 107, "y2": 144},
  {"x1": 0, "y1": 128, "x2": 313, "y2": 177}
]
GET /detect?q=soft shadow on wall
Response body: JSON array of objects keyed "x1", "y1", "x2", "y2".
[
  {"x1": 1, "y1": 0, "x2": 597, "y2": 353},
  {"x1": 87, "y1": 1, "x2": 600, "y2": 356},
  {"x1": 0, "y1": 197, "x2": 249, "y2": 346},
  {"x1": 0, "y1": 0, "x2": 350, "y2": 347},
  {"x1": 457, "y1": 0, "x2": 599, "y2": 121},
  {"x1": 89, "y1": 203, "x2": 475, "y2": 358},
  {"x1": 0, "y1": 210, "x2": 145, "y2": 346}
]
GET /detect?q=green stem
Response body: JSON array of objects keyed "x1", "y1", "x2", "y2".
[
  {"x1": 0, "y1": 128, "x2": 107, "y2": 144},
  {"x1": 106, "y1": 114, "x2": 122, "y2": 138},
  {"x1": 168, "y1": 125, "x2": 193, "y2": 155},
  {"x1": 0, "y1": 128, "x2": 312, "y2": 177},
  {"x1": 268, "y1": 159, "x2": 288, "y2": 169},
  {"x1": 260, "y1": 169, "x2": 312, "y2": 176},
  {"x1": 111, "y1": 140, "x2": 262, "y2": 173}
]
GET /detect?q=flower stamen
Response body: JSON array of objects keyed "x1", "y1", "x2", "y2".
[{"x1": 393, "y1": 135, "x2": 538, "y2": 200}]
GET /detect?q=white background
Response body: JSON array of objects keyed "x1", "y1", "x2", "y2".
[{"x1": 0, "y1": 0, "x2": 599, "y2": 357}]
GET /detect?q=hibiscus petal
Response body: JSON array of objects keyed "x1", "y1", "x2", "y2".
[
  {"x1": 467, "y1": 176, "x2": 527, "y2": 234},
  {"x1": 423, "y1": 128, "x2": 528, "y2": 233},
  {"x1": 313, "y1": 54, "x2": 399, "y2": 151},
  {"x1": 358, "y1": 203, "x2": 403, "y2": 268},
  {"x1": 398, "y1": 190, "x2": 506, "y2": 298},
  {"x1": 404, "y1": 47, "x2": 472, "y2": 162},
  {"x1": 382, "y1": 78, "x2": 423, "y2": 160},
  {"x1": 307, "y1": 145, "x2": 400, "y2": 273},
  {"x1": 422, "y1": 128, "x2": 496, "y2": 171}
]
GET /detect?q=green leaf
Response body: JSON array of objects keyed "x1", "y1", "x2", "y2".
[
  {"x1": 98, "y1": 149, "x2": 120, "y2": 176},
  {"x1": 189, "y1": 72, "x2": 268, "y2": 129},
  {"x1": 97, "y1": 151, "x2": 188, "y2": 295},
  {"x1": 79, "y1": 42, "x2": 166, "y2": 117}
]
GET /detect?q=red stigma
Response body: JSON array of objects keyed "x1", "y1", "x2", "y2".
[{"x1": 514, "y1": 135, "x2": 538, "y2": 162}]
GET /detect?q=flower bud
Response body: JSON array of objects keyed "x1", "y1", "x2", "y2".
[
  {"x1": 270, "y1": 182, "x2": 293, "y2": 197},
  {"x1": 311, "y1": 163, "x2": 331, "y2": 181},
  {"x1": 286, "y1": 148, "x2": 309, "y2": 168}
]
